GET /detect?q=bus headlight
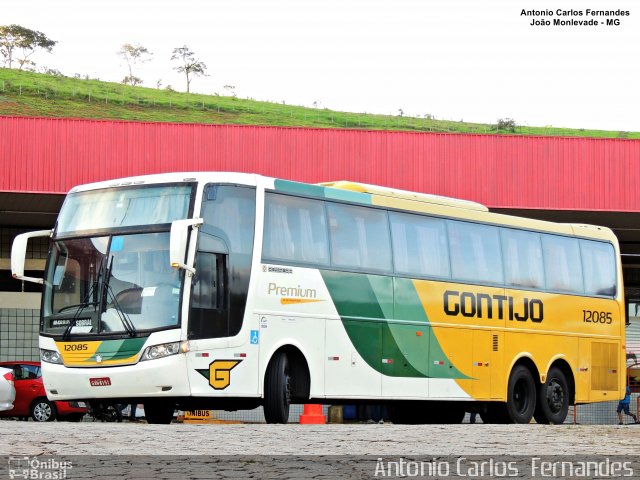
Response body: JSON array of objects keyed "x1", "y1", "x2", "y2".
[
  {"x1": 141, "y1": 341, "x2": 188, "y2": 361},
  {"x1": 40, "y1": 349, "x2": 63, "y2": 364}
]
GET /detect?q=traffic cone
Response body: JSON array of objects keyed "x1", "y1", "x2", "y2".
[{"x1": 299, "y1": 404, "x2": 326, "y2": 424}]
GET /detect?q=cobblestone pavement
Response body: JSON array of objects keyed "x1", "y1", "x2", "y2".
[
  {"x1": 2, "y1": 423, "x2": 640, "y2": 479},
  {"x1": 0, "y1": 422, "x2": 637, "y2": 456}
]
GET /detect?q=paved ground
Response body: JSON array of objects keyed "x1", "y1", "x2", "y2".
[
  {"x1": 2, "y1": 422, "x2": 639, "y2": 478},
  {"x1": 0, "y1": 422, "x2": 638, "y2": 456}
]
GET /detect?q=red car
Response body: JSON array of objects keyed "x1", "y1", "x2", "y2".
[{"x1": 0, "y1": 361, "x2": 87, "y2": 422}]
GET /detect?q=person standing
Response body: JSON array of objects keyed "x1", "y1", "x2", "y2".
[
  {"x1": 617, "y1": 385, "x2": 638, "y2": 425},
  {"x1": 128, "y1": 403, "x2": 139, "y2": 422}
]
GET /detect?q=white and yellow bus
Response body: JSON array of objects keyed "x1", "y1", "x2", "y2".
[{"x1": 12, "y1": 172, "x2": 625, "y2": 424}]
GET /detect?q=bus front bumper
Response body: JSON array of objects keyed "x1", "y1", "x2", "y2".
[{"x1": 41, "y1": 354, "x2": 190, "y2": 401}]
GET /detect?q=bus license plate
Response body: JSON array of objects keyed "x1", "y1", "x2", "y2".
[{"x1": 89, "y1": 377, "x2": 112, "y2": 387}]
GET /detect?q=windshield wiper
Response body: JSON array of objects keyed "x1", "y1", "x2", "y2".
[
  {"x1": 102, "y1": 256, "x2": 137, "y2": 337},
  {"x1": 61, "y1": 256, "x2": 105, "y2": 340}
]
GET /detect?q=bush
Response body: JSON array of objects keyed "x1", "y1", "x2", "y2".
[{"x1": 497, "y1": 118, "x2": 517, "y2": 132}]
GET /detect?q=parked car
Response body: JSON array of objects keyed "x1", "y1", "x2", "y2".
[
  {"x1": 0, "y1": 361, "x2": 87, "y2": 422},
  {"x1": 0, "y1": 367, "x2": 16, "y2": 412}
]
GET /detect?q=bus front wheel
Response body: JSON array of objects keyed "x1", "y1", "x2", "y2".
[
  {"x1": 264, "y1": 352, "x2": 291, "y2": 424},
  {"x1": 533, "y1": 367, "x2": 569, "y2": 425}
]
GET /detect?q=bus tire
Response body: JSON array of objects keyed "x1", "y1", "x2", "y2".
[
  {"x1": 144, "y1": 401, "x2": 174, "y2": 424},
  {"x1": 533, "y1": 367, "x2": 569, "y2": 425},
  {"x1": 506, "y1": 365, "x2": 536, "y2": 424},
  {"x1": 264, "y1": 352, "x2": 291, "y2": 424}
]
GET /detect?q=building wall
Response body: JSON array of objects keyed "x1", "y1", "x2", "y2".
[
  {"x1": 0, "y1": 305, "x2": 39, "y2": 362},
  {"x1": 0, "y1": 291, "x2": 40, "y2": 363},
  {"x1": 2, "y1": 116, "x2": 640, "y2": 211},
  {"x1": 0, "y1": 226, "x2": 45, "y2": 362}
]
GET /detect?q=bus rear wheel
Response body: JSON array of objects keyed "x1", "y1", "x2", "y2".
[
  {"x1": 264, "y1": 352, "x2": 291, "y2": 424},
  {"x1": 533, "y1": 367, "x2": 569, "y2": 425},
  {"x1": 506, "y1": 365, "x2": 536, "y2": 424}
]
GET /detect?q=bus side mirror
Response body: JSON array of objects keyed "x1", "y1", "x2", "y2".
[
  {"x1": 11, "y1": 230, "x2": 52, "y2": 284},
  {"x1": 170, "y1": 218, "x2": 203, "y2": 275}
]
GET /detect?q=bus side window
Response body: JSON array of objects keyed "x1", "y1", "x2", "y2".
[
  {"x1": 192, "y1": 252, "x2": 222, "y2": 310},
  {"x1": 448, "y1": 220, "x2": 503, "y2": 285},
  {"x1": 501, "y1": 229, "x2": 545, "y2": 289},
  {"x1": 542, "y1": 235, "x2": 584, "y2": 294},
  {"x1": 263, "y1": 193, "x2": 329, "y2": 265},
  {"x1": 327, "y1": 203, "x2": 392, "y2": 273},
  {"x1": 389, "y1": 212, "x2": 450, "y2": 278},
  {"x1": 189, "y1": 251, "x2": 228, "y2": 339}
]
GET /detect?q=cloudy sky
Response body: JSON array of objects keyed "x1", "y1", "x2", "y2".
[{"x1": 4, "y1": 0, "x2": 639, "y2": 130}]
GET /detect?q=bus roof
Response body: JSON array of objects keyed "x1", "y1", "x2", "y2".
[
  {"x1": 315, "y1": 182, "x2": 617, "y2": 244},
  {"x1": 318, "y1": 181, "x2": 489, "y2": 212},
  {"x1": 66, "y1": 172, "x2": 619, "y2": 245},
  {"x1": 67, "y1": 172, "x2": 261, "y2": 193}
]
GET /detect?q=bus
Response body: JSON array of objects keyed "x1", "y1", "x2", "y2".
[{"x1": 11, "y1": 172, "x2": 625, "y2": 424}]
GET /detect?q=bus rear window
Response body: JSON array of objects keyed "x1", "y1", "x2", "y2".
[{"x1": 580, "y1": 240, "x2": 616, "y2": 296}]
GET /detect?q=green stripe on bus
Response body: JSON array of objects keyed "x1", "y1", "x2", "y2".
[
  {"x1": 395, "y1": 278, "x2": 469, "y2": 379},
  {"x1": 93, "y1": 337, "x2": 146, "y2": 360},
  {"x1": 321, "y1": 271, "x2": 469, "y2": 379}
]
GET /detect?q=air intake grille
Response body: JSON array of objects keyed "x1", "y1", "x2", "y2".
[{"x1": 492, "y1": 335, "x2": 499, "y2": 352}]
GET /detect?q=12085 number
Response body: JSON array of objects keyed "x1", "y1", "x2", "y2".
[
  {"x1": 64, "y1": 343, "x2": 89, "y2": 351},
  {"x1": 583, "y1": 310, "x2": 612, "y2": 324}
]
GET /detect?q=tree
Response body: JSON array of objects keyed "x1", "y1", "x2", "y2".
[
  {"x1": 117, "y1": 43, "x2": 151, "y2": 86},
  {"x1": 122, "y1": 75, "x2": 143, "y2": 86},
  {"x1": 171, "y1": 46, "x2": 207, "y2": 93},
  {"x1": 0, "y1": 24, "x2": 56, "y2": 70},
  {"x1": 496, "y1": 118, "x2": 517, "y2": 132}
]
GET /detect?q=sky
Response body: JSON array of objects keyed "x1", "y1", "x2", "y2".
[{"x1": 3, "y1": 0, "x2": 640, "y2": 131}]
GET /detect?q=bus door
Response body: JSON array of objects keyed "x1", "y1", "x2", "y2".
[
  {"x1": 186, "y1": 185, "x2": 258, "y2": 397},
  {"x1": 186, "y1": 247, "x2": 234, "y2": 396}
]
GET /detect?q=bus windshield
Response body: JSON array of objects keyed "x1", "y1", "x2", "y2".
[
  {"x1": 57, "y1": 184, "x2": 192, "y2": 235},
  {"x1": 42, "y1": 232, "x2": 181, "y2": 336}
]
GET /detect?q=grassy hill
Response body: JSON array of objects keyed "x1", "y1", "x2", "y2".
[{"x1": 0, "y1": 68, "x2": 637, "y2": 139}]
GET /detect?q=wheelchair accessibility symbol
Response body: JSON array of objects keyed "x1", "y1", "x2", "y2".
[{"x1": 250, "y1": 330, "x2": 260, "y2": 344}]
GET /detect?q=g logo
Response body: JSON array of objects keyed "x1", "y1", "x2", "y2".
[{"x1": 209, "y1": 360, "x2": 241, "y2": 390}]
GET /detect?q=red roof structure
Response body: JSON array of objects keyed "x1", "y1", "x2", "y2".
[{"x1": 2, "y1": 116, "x2": 639, "y2": 212}]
